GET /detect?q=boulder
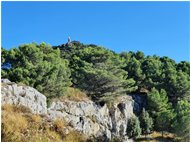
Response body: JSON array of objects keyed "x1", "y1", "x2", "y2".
[{"x1": 1, "y1": 79, "x2": 47, "y2": 114}]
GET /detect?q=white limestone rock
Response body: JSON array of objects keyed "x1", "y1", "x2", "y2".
[
  {"x1": 48, "y1": 95, "x2": 134, "y2": 141},
  {"x1": 1, "y1": 79, "x2": 47, "y2": 114}
]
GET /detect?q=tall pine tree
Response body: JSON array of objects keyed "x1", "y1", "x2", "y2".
[
  {"x1": 140, "y1": 108, "x2": 153, "y2": 138},
  {"x1": 147, "y1": 88, "x2": 174, "y2": 135}
]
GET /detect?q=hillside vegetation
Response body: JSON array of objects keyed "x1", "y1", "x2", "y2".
[
  {"x1": 1, "y1": 41, "x2": 190, "y2": 141},
  {"x1": 1, "y1": 104, "x2": 87, "y2": 142}
]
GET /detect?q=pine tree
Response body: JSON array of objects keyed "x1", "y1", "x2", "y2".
[
  {"x1": 140, "y1": 108, "x2": 153, "y2": 138},
  {"x1": 173, "y1": 100, "x2": 190, "y2": 141},
  {"x1": 2, "y1": 43, "x2": 72, "y2": 101},
  {"x1": 127, "y1": 116, "x2": 142, "y2": 139},
  {"x1": 147, "y1": 88, "x2": 174, "y2": 136}
]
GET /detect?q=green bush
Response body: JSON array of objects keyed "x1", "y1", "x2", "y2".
[{"x1": 126, "y1": 116, "x2": 142, "y2": 139}]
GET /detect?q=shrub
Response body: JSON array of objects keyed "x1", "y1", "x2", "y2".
[
  {"x1": 139, "y1": 108, "x2": 153, "y2": 136},
  {"x1": 30, "y1": 114, "x2": 42, "y2": 123},
  {"x1": 53, "y1": 118, "x2": 66, "y2": 136},
  {"x1": 60, "y1": 87, "x2": 89, "y2": 101},
  {"x1": 2, "y1": 104, "x2": 32, "y2": 113},
  {"x1": 126, "y1": 116, "x2": 142, "y2": 139}
]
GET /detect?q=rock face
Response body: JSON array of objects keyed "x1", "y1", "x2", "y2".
[
  {"x1": 109, "y1": 96, "x2": 134, "y2": 139},
  {"x1": 48, "y1": 96, "x2": 134, "y2": 140},
  {"x1": 48, "y1": 100, "x2": 112, "y2": 139},
  {"x1": 1, "y1": 79, "x2": 11, "y2": 83},
  {"x1": 1, "y1": 79, "x2": 135, "y2": 141},
  {"x1": 1, "y1": 79, "x2": 47, "y2": 114},
  {"x1": 129, "y1": 93, "x2": 147, "y2": 114}
]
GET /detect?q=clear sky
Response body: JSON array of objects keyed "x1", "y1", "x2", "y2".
[{"x1": 2, "y1": 1, "x2": 190, "y2": 62}]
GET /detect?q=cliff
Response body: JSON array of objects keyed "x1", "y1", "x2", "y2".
[{"x1": 1, "y1": 79, "x2": 136, "y2": 141}]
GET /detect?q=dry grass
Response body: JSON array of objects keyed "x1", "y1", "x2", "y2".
[
  {"x1": 17, "y1": 82, "x2": 27, "y2": 87},
  {"x1": 2, "y1": 105, "x2": 62, "y2": 142},
  {"x1": 43, "y1": 129, "x2": 62, "y2": 141},
  {"x1": 1, "y1": 83, "x2": 8, "y2": 87},
  {"x1": 1, "y1": 82, "x2": 15, "y2": 87},
  {"x1": 60, "y1": 87, "x2": 89, "y2": 102},
  {"x1": 53, "y1": 118, "x2": 66, "y2": 135},
  {"x1": 2, "y1": 107, "x2": 28, "y2": 142},
  {"x1": 30, "y1": 114, "x2": 42, "y2": 123},
  {"x1": 2, "y1": 104, "x2": 32, "y2": 113},
  {"x1": 2, "y1": 104, "x2": 13, "y2": 112},
  {"x1": 1, "y1": 105, "x2": 62, "y2": 142},
  {"x1": 136, "y1": 131, "x2": 179, "y2": 142},
  {"x1": 64, "y1": 131, "x2": 87, "y2": 142},
  {"x1": 1, "y1": 104, "x2": 87, "y2": 142}
]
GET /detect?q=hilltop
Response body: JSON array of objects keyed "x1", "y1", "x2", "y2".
[{"x1": 1, "y1": 41, "x2": 190, "y2": 141}]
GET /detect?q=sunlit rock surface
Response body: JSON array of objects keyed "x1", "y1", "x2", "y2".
[
  {"x1": 1, "y1": 79, "x2": 47, "y2": 114},
  {"x1": 48, "y1": 96, "x2": 134, "y2": 140},
  {"x1": 1, "y1": 79, "x2": 135, "y2": 141}
]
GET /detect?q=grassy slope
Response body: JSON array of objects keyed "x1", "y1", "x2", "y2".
[{"x1": 1, "y1": 104, "x2": 86, "y2": 142}]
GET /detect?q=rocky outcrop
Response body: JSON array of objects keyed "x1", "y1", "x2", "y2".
[
  {"x1": 109, "y1": 96, "x2": 134, "y2": 139},
  {"x1": 48, "y1": 99, "x2": 112, "y2": 139},
  {"x1": 1, "y1": 79, "x2": 135, "y2": 141},
  {"x1": 1, "y1": 79, "x2": 47, "y2": 114},
  {"x1": 47, "y1": 96, "x2": 134, "y2": 140},
  {"x1": 1, "y1": 79, "x2": 11, "y2": 83}
]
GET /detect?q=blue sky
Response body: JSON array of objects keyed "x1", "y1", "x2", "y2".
[{"x1": 2, "y1": 2, "x2": 190, "y2": 62}]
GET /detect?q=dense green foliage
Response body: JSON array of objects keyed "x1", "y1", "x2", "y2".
[
  {"x1": 1, "y1": 43, "x2": 71, "y2": 101},
  {"x1": 2, "y1": 41, "x2": 190, "y2": 140},
  {"x1": 147, "y1": 88, "x2": 174, "y2": 134},
  {"x1": 139, "y1": 108, "x2": 153, "y2": 136},
  {"x1": 58, "y1": 44, "x2": 137, "y2": 102},
  {"x1": 121, "y1": 53, "x2": 190, "y2": 103},
  {"x1": 126, "y1": 116, "x2": 142, "y2": 139},
  {"x1": 173, "y1": 100, "x2": 190, "y2": 141}
]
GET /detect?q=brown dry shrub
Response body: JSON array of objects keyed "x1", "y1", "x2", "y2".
[
  {"x1": 60, "y1": 87, "x2": 89, "y2": 102},
  {"x1": 2, "y1": 104, "x2": 31, "y2": 113},
  {"x1": 31, "y1": 114, "x2": 42, "y2": 123},
  {"x1": 53, "y1": 118, "x2": 66, "y2": 135}
]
